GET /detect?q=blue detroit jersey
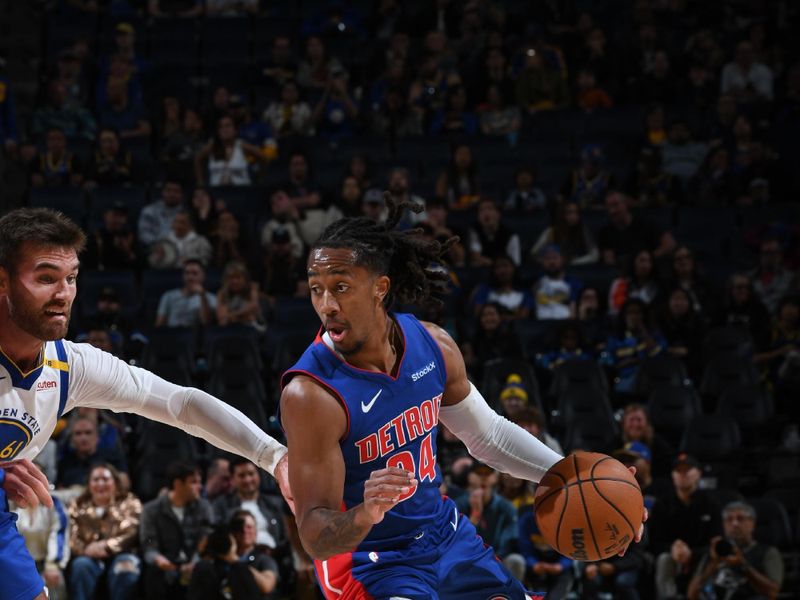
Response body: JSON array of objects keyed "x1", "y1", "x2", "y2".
[{"x1": 282, "y1": 313, "x2": 451, "y2": 550}]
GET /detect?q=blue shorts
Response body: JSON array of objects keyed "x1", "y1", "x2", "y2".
[
  {"x1": 0, "y1": 470, "x2": 45, "y2": 600},
  {"x1": 314, "y1": 499, "x2": 543, "y2": 600}
]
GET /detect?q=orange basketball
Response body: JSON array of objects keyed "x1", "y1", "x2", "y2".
[{"x1": 533, "y1": 451, "x2": 644, "y2": 562}]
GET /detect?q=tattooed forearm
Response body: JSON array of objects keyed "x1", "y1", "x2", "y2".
[{"x1": 302, "y1": 507, "x2": 372, "y2": 560}]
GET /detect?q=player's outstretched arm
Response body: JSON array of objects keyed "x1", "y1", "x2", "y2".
[
  {"x1": 422, "y1": 322, "x2": 563, "y2": 483},
  {"x1": 64, "y1": 342, "x2": 290, "y2": 500},
  {"x1": 281, "y1": 376, "x2": 415, "y2": 561}
]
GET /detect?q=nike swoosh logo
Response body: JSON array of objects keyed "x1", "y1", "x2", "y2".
[
  {"x1": 450, "y1": 507, "x2": 458, "y2": 531},
  {"x1": 361, "y1": 389, "x2": 382, "y2": 413}
]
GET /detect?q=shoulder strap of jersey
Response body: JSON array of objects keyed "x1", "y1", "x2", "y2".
[{"x1": 53, "y1": 340, "x2": 70, "y2": 419}]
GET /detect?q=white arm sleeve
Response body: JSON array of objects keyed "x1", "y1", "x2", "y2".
[
  {"x1": 64, "y1": 341, "x2": 287, "y2": 475},
  {"x1": 438, "y1": 382, "x2": 563, "y2": 482}
]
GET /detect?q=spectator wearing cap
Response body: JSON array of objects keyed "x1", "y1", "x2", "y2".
[
  {"x1": 83, "y1": 127, "x2": 135, "y2": 188},
  {"x1": 649, "y1": 453, "x2": 721, "y2": 600},
  {"x1": 559, "y1": 144, "x2": 615, "y2": 208},
  {"x1": 455, "y1": 463, "x2": 518, "y2": 558},
  {"x1": 470, "y1": 255, "x2": 534, "y2": 320},
  {"x1": 139, "y1": 180, "x2": 185, "y2": 249},
  {"x1": 687, "y1": 501, "x2": 783, "y2": 600},
  {"x1": 155, "y1": 260, "x2": 217, "y2": 328},
  {"x1": 29, "y1": 126, "x2": 83, "y2": 188},
  {"x1": 597, "y1": 191, "x2": 677, "y2": 267},
  {"x1": 613, "y1": 441, "x2": 656, "y2": 510},
  {"x1": 468, "y1": 197, "x2": 522, "y2": 267},
  {"x1": 532, "y1": 245, "x2": 582, "y2": 320},
  {"x1": 496, "y1": 373, "x2": 530, "y2": 420},
  {"x1": 86, "y1": 200, "x2": 140, "y2": 271}
]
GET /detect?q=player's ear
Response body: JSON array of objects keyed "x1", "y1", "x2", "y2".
[
  {"x1": 374, "y1": 275, "x2": 390, "y2": 303},
  {"x1": 0, "y1": 267, "x2": 7, "y2": 295}
]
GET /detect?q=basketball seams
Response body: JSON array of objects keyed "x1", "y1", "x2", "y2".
[
  {"x1": 535, "y1": 477, "x2": 639, "y2": 506},
  {"x1": 553, "y1": 475, "x2": 569, "y2": 556},
  {"x1": 589, "y1": 459, "x2": 639, "y2": 545},
  {"x1": 572, "y1": 454, "x2": 602, "y2": 560}
]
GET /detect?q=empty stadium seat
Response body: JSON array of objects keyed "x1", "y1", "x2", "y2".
[
  {"x1": 87, "y1": 185, "x2": 149, "y2": 230},
  {"x1": 717, "y1": 384, "x2": 774, "y2": 442},
  {"x1": 553, "y1": 387, "x2": 616, "y2": 437},
  {"x1": 562, "y1": 416, "x2": 620, "y2": 454},
  {"x1": 748, "y1": 498, "x2": 794, "y2": 550},
  {"x1": 78, "y1": 270, "x2": 139, "y2": 319},
  {"x1": 549, "y1": 359, "x2": 609, "y2": 400},
  {"x1": 132, "y1": 420, "x2": 198, "y2": 501},
  {"x1": 703, "y1": 325, "x2": 754, "y2": 360},
  {"x1": 29, "y1": 187, "x2": 87, "y2": 226},
  {"x1": 139, "y1": 327, "x2": 196, "y2": 386},
  {"x1": 205, "y1": 326, "x2": 264, "y2": 371},
  {"x1": 680, "y1": 415, "x2": 742, "y2": 461},
  {"x1": 634, "y1": 354, "x2": 690, "y2": 397},
  {"x1": 647, "y1": 385, "x2": 702, "y2": 446},
  {"x1": 700, "y1": 354, "x2": 758, "y2": 401}
]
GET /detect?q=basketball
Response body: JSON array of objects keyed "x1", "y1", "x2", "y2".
[{"x1": 534, "y1": 451, "x2": 644, "y2": 562}]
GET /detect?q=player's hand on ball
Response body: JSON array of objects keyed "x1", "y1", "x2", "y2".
[
  {"x1": 362, "y1": 467, "x2": 416, "y2": 524},
  {"x1": 0, "y1": 459, "x2": 53, "y2": 509},
  {"x1": 617, "y1": 465, "x2": 648, "y2": 556}
]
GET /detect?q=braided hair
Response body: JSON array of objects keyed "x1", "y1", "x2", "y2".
[{"x1": 311, "y1": 192, "x2": 458, "y2": 308}]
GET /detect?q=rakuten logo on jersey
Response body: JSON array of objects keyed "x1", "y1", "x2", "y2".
[
  {"x1": 411, "y1": 361, "x2": 436, "y2": 382},
  {"x1": 36, "y1": 381, "x2": 57, "y2": 391}
]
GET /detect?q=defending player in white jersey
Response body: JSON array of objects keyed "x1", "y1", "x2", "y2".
[{"x1": 0, "y1": 207, "x2": 290, "y2": 600}]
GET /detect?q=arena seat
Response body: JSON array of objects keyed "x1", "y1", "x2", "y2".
[
  {"x1": 78, "y1": 269, "x2": 139, "y2": 319},
  {"x1": 634, "y1": 354, "x2": 690, "y2": 398},
  {"x1": 549, "y1": 359, "x2": 609, "y2": 400},
  {"x1": 703, "y1": 325, "x2": 754, "y2": 360},
  {"x1": 747, "y1": 498, "x2": 794, "y2": 550},
  {"x1": 139, "y1": 327, "x2": 196, "y2": 386},
  {"x1": 700, "y1": 354, "x2": 759, "y2": 402},
  {"x1": 480, "y1": 357, "x2": 543, "y2": 416},
  {"x1": 717, "y1": 384, "x2": 775, "y2": 443},
  {"x1": 647, "y1": 384, "x2": 702, "y2": 447},
  {"x1": 29, "y1": 187, "x2": 87, "y2": 226},
  {"x1": 132, "y1": 420, "x2": 198, "y2": 501},
  {"x1": 680, "y1": 414, "x2": 742, "y2": 461},
  {"x1": 562, "y1": 416, "x2": 619, "y2": 454},
  {"x1": 88, "y1": 185, "x2": 149, "y2": 229}
]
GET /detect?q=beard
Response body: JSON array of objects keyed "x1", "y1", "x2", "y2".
[{"x1": 8, "y1": 286, "x2": 71, "y2": 341}]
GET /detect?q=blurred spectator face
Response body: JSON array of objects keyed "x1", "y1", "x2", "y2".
[
  {"x1": 735, "y1": 41, "x2": 755, "y2": 69},
  {"x1": 485, "y1": 48, "x2": 505, "y2": 72},
  {"x1": 668, "y1": 122, "x2": 690, "y2": 144},
  {"x1": 217, "y1": 211, "x2": 239, "y2": 239},
  {"x1": 224, "y1": 266, "x2": 247, "y2": 294},
  {"x1": 724, "y1": 506, "x2": 755, "y2": 546},
  {"x1": 425, "y1": 202, "x2": 447, "y2": 227},
  {"x1": 425, "y1": 31, "x2": 447, "y2": 55},
  {"x1": 272, "y1": 36, "x2": 291, "y2": 62},
  {"x1": 182, "y1": 262, "x2": 205, "y2": 288},
  {"x1": 671, "y1": 463, "x2": 701, "y2": 495},
  {"x1": 673, "y1": 246, "x2": 694, "y2": 278},
  {"x1": 171, "y1": 212, "x2": 193, "y2": 238},
  {"x1": 388, "y1": 169, "x2": 409, "y2": 195},
  {"x1": 163, "y1": 96, "x2": 180, "y2": 120},
  {"x1": 448, "y1": 87, "x2": 467, "y2": 111},
  {"x1": 779, "y1": 299, "x2": 799, "y2": 326},
  {"x1": 576, "y1": 69, "x2": 596, "y2": 91},
  {"x1": 605, "y1": 192, "x2": 629, "y2": 224},
  {"x1": 289, "y1": 154, "x2": 308, "y2": 182},
  {"x1": 192, "y1": 187, "x2": 211, "y2": 211},
  {"x1": 46, "y1": 129, "x2": 67, "y2": 155},
  {"x1": 646, "y1": 106, "x2": 665, "y2": 131},
  {"x1": 106, "y1": 77, "x2": 128, "y2": 105},
  {"x1": 213, "y1": 86, "x2": 230, "y2": 110},
  {"x1": 390, "y1": 31, "x2": 409, "y2": 57},
  {"x1": 479, "y1": 304, "x2": 501, "y2": 333},
  {"x1": 586, "y1": 28, "x2": 606, "y2": 53},
  {"x1": 350, "y1": 155, "x2": 367, "y2": 181},
  {"x1": 86, "y1": 328, "x2": 113, "y2": 352},
  {"x1": 653, "y1": 50, "x2": 670, "y2": 77},
  {"x1": 71, "y1": 418, "x2": 99, "y2": 457},
  {"x1": 467, "y1": 468, "x2": 498, "y2": 504},
  {"x1": 88, "y1": 466, "x2": 116, "y2": 505},
  {"x1": 709, "y1": 147, "x2": 729, "y2": 171},
  {"x1": 730, "y1": 274, "x2": 752, "y2": 305},
  {"x1": 486, "y1": 85, "x2": 502, "y2": 107},
  {"x1": 540, "y1": 247, "x2": 564, "y2": 276},
  {"x1": 633, "y1": 250, "x2": 653, "y2": 279},
  {"x1": 206, "y1": 458, "x2": 231, "y2": 498},
  {"x1": 281, "y1": 81, "x2": 299, "y2": 104},
  {"x1": 115, "y1": 24, "x2": 135, "y2": 51},
  {"x1": 492, "y1": 256, "x2": 514, "y2": 286},
  {"x1": 184, "y1": 109, "x2": 203, "y2": 133},
  {"x1": 162, "y1": 182, "x2": 183, "y2": 207},
  {"x1": 717, "y1": 94, "x2": 737, "y2": 121},
  {"x1": 759, "y1": 239, "x2": 782, "y2": 271},
  {"x1": 561, "y1": 326, "x2": 579, "y2": 351},
  {"x1": 232, "y1": 462, "x2": 260, "y2": 497},
  {"x1": 668, "y1": 289, "x2": 691, "y2": 318},
  {"x1": 564, "y1": 203, "x2": 580, "y2": 226},
  {"x1": 341, "y1": 175, "x2": 361, "y2": 203},
  {"x1": 515, "y1": 169, "x2": 534, "y2": 190},
  {"x1": 103, "y1": 207, "x2": 128, "y2": 232},
  {"x1": 477, "y1": 200, "x2": 500, "y2": 229},
  {"x1": 99, "y1": 129, "x2": 120, "y2": 157},
  {"x1": 622, "y1": 407, "x2": 648, "y2": 440},
  {"x1": 175, "y1": 469, "x2": 202, "y2": 503},
  {"x1": 578, "y1": 288, "x2": 599, "y2": 318},
  {"x1": 236, "y1": 513, "x2": 258, "y2": 549},
  {"x1": 49, "y1": 80, "x2": 67, "y2": 106},
  {"x1": 271, "y1": 190, "x2": 293, "y2": 216},
  {"x1": 624, "y1": 302, "x2": 645, "y2": 331},
  {"x1": 453, "y1": 145, "x2": 472, "y2": 170},
  {"x1": 306, "y1": 36, "x2": 324, "y2": 62},
  {"x1": 217, "y1": 116, "x2": 237, "y2": 143},
  {"x1": 97, "y1": 290, "x2": 121, "y2": 315},
  {"x1": 734, "y1": 115, "x2": 752, "y2": 140},
  {"x1": 524, "y1": 47, "x2": 543, "y2": 69},
  {"x1": 362, "y1": 197, "x2": 384, "y2": 222}
]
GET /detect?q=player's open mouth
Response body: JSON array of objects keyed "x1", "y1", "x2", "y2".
[
  {"x1": 44, "y1": 311, "x2": 66, "y2": 320},
  {"x1": 327, "y1": 326, "x2": 347, "y2": 343}
]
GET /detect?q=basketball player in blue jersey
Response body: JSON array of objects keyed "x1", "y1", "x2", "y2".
[
  {"x1": 281, "y1": 194, "x2": 646, "y2": 600},
  {"x1": 0, "y1": 208, "x2": 292, "y2": 600}
]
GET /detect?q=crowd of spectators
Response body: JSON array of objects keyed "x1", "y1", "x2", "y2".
[{"x1": 2, "y1": 0, "x2": 799, "y2": 598}]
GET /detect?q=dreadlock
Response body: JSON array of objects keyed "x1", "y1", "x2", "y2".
[{"x1": 312, "y1": 192, "x2": 458, "y2": 308}]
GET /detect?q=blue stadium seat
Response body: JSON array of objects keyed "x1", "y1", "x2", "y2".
[
  {"x1": 141, "y1": 269, "x2": 183, "y2": 321},
  {"x1": 562, "y1": 415, "x2": 619, "y2": 454},
  {"x1": 139, "y1": 327, "x2": 196, "y2": 386},
  {"x1": 78, "y1": 270, "x2": 139, "y2": 319},
  {"x1": 29, "y1": 187, "x2": 87, "y2": 226},
  {"x1": 88, "y1": 185, "x2": 149, "y2": 230}
]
